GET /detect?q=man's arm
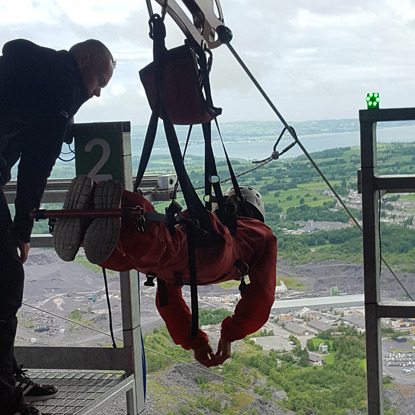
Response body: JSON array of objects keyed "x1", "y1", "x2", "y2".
[
  {"x1": 11, "y1": 47, "x2": 84, "y2": 242},
  {"x1": 15, "y1": 239, "x2": 30, "y2": 263},
  {"x1": 13, "y1": 115, "x2": 69, "y2": 242}
]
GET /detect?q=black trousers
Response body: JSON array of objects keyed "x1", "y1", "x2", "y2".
[{"x1": 0, "y1": 188, "x2": 25, "y2": 413}]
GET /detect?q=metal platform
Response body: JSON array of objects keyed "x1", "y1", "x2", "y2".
[
  {"x1": 26, "y1": 370, "x2": 133, "y2": 414},
  {"x1": 10, "y1": 122, "x2": 147, "y2": 414}
]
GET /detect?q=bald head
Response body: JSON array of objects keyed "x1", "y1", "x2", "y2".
[{"x1": 69, "y1": 39, "x2": 115, "y2": 99}]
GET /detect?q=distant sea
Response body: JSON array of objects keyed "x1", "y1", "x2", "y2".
[{"x1": 131, "y1": 124, "x2": 415, "y2": 161}]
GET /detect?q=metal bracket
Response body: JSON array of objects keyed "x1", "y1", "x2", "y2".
[{"x1": 154, "y1": 0, "x2": 232, "y2": 49}]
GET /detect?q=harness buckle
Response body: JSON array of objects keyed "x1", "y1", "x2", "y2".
[
  {"x1": 235, "y1": 259, "x2": 249, "y2": 276},
  {"x1": 123, "y1": 206, "x2": 145, "y2": 232},
  {"x1": 144, "y1": 273, "x2": 157, "y2": 287},
  {"x1": 235, "y1": 259, "x2": 249, "y2": 293},
  {"x1": 174, "y1": 272, "x2": 184, "y2": 287}
]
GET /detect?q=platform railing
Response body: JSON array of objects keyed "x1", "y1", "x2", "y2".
[{"x1": 360, "y1": 107, "x2": 415, "y2": 414}]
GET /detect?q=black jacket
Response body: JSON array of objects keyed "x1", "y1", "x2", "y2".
[{"x1": 0, "y1": 39, "x2": 89, "y2": 241}]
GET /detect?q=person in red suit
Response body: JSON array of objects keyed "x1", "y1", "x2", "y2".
[{"x1": 54, "y1": 176, "x2": 277, "y2": 367}]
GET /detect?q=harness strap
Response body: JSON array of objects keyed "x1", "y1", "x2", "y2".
[
  {"x1": 144, "y1": 211, "x2": 169, "y2": 222},
  {"x1": 184, "y1": 219, "x2": 199, "y2": 339},
  {"x1": 202, "y1": 121, "x2": 238, "y2": 235},
  {"x1": 214, "y1": 118, "x2": 248, "y2": 217},
  {"x1": 137, "y1": 14, "x2": 227, "y2": 343},
  {"x1": 157, "y1": 278, "x2": 168, "y2": 307},
  {"x1": 136, "y1": 14, "x2": 222, "y2": 242},
  {"x1": 134, "y1": 110, "x2": 159, "y2": 193}
]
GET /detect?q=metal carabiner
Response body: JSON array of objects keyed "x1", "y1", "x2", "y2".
[{"x1": 234, "y1": 259, "x2": 249, "y2": 277}]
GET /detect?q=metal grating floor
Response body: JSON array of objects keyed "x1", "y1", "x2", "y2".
[{"x1": 25, "y1": 370, "x2": 132, "y2": 414}]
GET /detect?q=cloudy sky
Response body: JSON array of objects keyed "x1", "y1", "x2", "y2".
[{"x1": 1, "y1": 0, "x2": 415, "y2": 125}]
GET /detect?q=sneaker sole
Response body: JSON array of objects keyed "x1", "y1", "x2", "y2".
[
  {"x1": 24, "y1": 389, "x2": 58, "y2": 402},
  {"x1": 83, "y1": 179, "x2": 122, "y2": 265},
  {"x1": 14, "y1": 407, "x2": 42, "y2": 415},
  {"x1": 53, "y1": 175, "x2": 94, "y2": 261}
]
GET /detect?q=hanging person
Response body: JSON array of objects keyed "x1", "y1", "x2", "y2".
[
  {"x1": 53, "y1": 175, "x2": 277, "y2": 368},
  {"x1": 0, "y1": 39, "x2": 115, "y2": 415}
]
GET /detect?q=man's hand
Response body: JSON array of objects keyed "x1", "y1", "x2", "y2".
[
  {"x1": 16, "y1": 239, "x2": 30, "y2": 263},
  {"x1": 193, "y1": 342, "x2": 218, "y2": 367},
  {"x1": 215, "y1": 336, "x2": 232, "y2": 365}
]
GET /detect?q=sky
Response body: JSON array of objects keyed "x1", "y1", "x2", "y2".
[{"x1": 2, "y1": 0, "x2": 415, "y2": 125}]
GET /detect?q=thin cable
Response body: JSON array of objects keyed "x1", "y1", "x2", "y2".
[
  {"x1": 102, "y1": 267, "x2": 117, "y2": 348},
  {"x1": 225, "y1": 42, "x2": 361, "y2": 228},
  {"x1": 58, "y1": 155, "x2": 75, "y2": 162},
  {"x1": 182, "y1": 125, "x2": 193, "y2": 158},
  {"x1": 226, "y1": 40, "x2": 412, "y2": 300},
  {"x1": 21, "y1": 301, "x2": 121, "y2": 339},
  {"x1": 20, "y1": 300, "x2": 342, "y2": 414},
  {"x1": 19, "y1": 301, "x2": 265, "y2": 391},
  {"x1": 58, "y1": 143, "x2": 76, "y2": 162},
  {"x1": 191, "y1": 159, "x2": 271, "y2": 191},
  {"x1": 226, "y1": 43, "x2": 290, "y2": 132}
]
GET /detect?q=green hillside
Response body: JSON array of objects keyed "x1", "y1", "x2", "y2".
[
  {"x1": 32, "y1": 141, "x2": 415, "y2": 269},
  {"x1": 138, "y1": 142, "x2": 415, "y2": 269}
]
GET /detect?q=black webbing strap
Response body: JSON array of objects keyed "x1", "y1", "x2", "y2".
[
  {"x1": 135, "y1": 14, "x2": 219, "y2": 240},
  {"x1": 195, "y1": 46, "x2": 217, "y2": 119},
  {"x1": 161, "y1": 111, "x2": 213, "y2": 234},
  {"x1": 135, "y1": 14, "x2": 227, "y2": 343},
  {"x1": 156, "y1": 220, "x2": 199, "y2": 340},
  {"x1": 203, "y1": 121, "x2": 217, "y2": 211},
  {"x1": 134, "y1": 14, "x2": 165, "y2": 192},
  {"x1": 134, "y1": 110, "x2": 159, "y2": 192},
  {"x1": 184, "y1": 219, "x2": 199, "y2": 339},
  {"x1": 202, "y1": 121, "x2": 238, "y2": 235},
  {"x1": 214, "y1": 118, "x2": 248, "y2": 218},
  {"x1": 157, "y1": 278, "x2": 168, "y2": 307}
]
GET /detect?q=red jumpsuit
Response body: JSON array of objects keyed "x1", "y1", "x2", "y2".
[{"x1": 102, "y1": 190, "x2": 277, "y2": 351}]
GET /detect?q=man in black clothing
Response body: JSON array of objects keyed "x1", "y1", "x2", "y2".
[{"x1": 0, "y1": 38, "x2": 115, "y2": 415}]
